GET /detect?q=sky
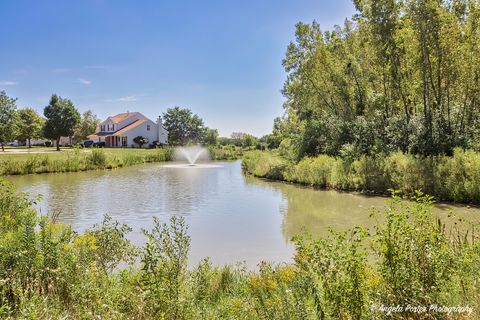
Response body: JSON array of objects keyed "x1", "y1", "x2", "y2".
[{"x1": 0, "y1": 0, "x2": 356, "y2": 137}]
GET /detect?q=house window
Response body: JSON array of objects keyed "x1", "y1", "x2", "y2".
[
  {"x1": 122, "y1": 136, "x2": 127, "y2": 147},
  {"x1": 111, "y1": 124, "x2": 114, "y2": 131},
  {"x1": 101, "y1": 125, "x2": 105, "y2": 132},
  {"x1": 147, "y1": 125, "x2": 150, "y2": 131}
]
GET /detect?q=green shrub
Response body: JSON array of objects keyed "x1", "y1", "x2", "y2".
[
  {"x1": 87, "y1": 149, "x2": 107, "y2": 167},
  {"x1": 0, "y1": 180, "x2": 479, "y2": 318},
  {"x1": 243, "y1": 150, "x2": 480, "y2": 203}
]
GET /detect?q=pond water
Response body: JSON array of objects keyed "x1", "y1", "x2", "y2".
[{"x1": 6, "y1": 161, "x2": 480, "y2": 267}]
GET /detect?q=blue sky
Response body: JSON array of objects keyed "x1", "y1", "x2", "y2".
[{"x1": 0, "y1": 0, "x2": 355, "y2": 137}]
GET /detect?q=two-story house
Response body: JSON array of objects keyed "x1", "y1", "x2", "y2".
[{"x1": 88, "y1": 112, "x2": 168, "y2": 147}]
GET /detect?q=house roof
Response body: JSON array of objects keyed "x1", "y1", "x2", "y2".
[
  {"x1": 112, "y1": 119, "x2": 147, "y2": 136},
  {"x1": 109, "y1": 112, "x2": 141, "y2": 123}
]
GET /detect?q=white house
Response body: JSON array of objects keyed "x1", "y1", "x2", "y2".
[{"x1": 88, "y1": 112, "x2": 168, "y2": 148}]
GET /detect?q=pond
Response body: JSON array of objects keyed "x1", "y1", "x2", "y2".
[{"x1": 6, "y1": 160, "x2": 480, "y2": 267}]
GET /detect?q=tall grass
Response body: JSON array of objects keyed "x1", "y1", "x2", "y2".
[
  {"x1": 0, "y1": 148, "x2": 174, "y2": 176},
  {"x1": 242, "y1": 149, "x2": 480, "y2": 203},
  {"x1": 207, "y1": 145, "x2": 244, "y2": 160},
  {"x1": 0, "y1": 179, "x2": 479, "y2": 318}
]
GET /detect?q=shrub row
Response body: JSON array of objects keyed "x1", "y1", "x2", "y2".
[{"x1": 242, "y1": 149, "x2": 480, "y2": 203}]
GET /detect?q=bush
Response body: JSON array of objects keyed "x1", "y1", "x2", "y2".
[
  {"x1": 242, "y1": 151, "x2": 289, "y2": 180},
  {"x1": 87, "y1": 149, "x2": 107, "y2": 167},
  {"x1": 0, "y1": 180, "x2": 479, "y2": 318},
  {"x1": 242, "y1": 150, "x2": 480, "y2": 203}
]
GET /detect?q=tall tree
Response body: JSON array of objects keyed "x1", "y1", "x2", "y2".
[
  {"x1": 16, "y1": 108, "x2": 45, "y2": 147},
  {"x1": 278, "y1": 0, "x2": 480, "y2": 158},
  {"x1": 202, "y1": 128, "x2": 219, "y2": 145},
  {"x1": 74, "y1": 110, "x2": 100, "y2": 143},
  {"x1": 43, "y1": 94, "x2": 81, "y2": 151},
  {"x1": 162, "y1": 106, "x2": 205, "y2": 145},
  {"x1": 0, "y1": 91, "x2": 18, "y2": 151}
]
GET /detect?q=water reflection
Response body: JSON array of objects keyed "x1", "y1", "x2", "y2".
[{"x1": 245, "y1": 176, "x2": 480, "y2": 241}]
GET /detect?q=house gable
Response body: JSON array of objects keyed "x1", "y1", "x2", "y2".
[{"x1": 93, "y1": 112, "x2": 167, "y2": 147}]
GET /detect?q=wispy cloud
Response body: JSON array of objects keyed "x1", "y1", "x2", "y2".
[
  {"x1": 105, "y1": 94, "x2": 146, "y2": 103},
  {"x1": 116, "y1": 95, "x2": 138, "y2": 102},
  {"x1": 78, "y1": 78, "x2": 92, "y2": 85},
  {"x1": 0, "y1": 80, "x2": 18, "y2": 86}
]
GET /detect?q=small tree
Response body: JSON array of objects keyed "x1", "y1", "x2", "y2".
[
  {"x1": 133, "y1": 136, "x2": 148, "y2": 148},
  {"x1": 16, "y1": 108, "x2": 45, "y2": 147},
  {"x1": 73, "y1": 110, "x2": 100, "y2": 143},
  {"x1": 43, "y1": 94, "x2": 81, "y2": 151},
  {"x1": 0, "y1": 91, "x2": 18, "y2": 151},
  {"x1": 202, "y1": 128, "x2": 218, "y2": 145}
]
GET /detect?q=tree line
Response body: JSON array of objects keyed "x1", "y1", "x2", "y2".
[
  {"x1": 274, "y1": 0, "x2": 480, "y2": 161},
  {"x1": 0, "y1": 90, "x2": 263, "y2": 150},
  {"x1": 0, "y1": 91, "x2": 99, "y2": 151}
]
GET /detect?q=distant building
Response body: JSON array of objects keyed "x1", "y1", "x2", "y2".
[
  {"x1": 87, "y1": 112, "x2": 168, "y2": 147},
  {"x1": 10, "y1": 138, "x2": 50, "y2": 146}
]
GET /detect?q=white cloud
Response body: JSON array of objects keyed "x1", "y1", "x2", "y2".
[
  {"x1": 0, "y1": 80, "x2": 18, "y2": 85},
  {"x1": 78, "y1": 78, "x2": 92, "y2": 85},
  {"x1": 116, "y1": 95, "x2": 138, "y2": 102},
  {"x1": 105, "y1": 94, "x2": 147, "y2": 102}
]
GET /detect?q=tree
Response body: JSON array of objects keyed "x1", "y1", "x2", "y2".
[
  {"x1": 276, "y1": 0, "x2": 480, "y2": 158},
  {"x1": 74, "y1": 110, "x2": 100, "y2": 143},
  {"x1": 202, "y1": 128, "x2": 218, "y2": 145},
  {"x1": 43, "y1": 94, "x2": 81, "y2": 151},
  {"x1": 162, "y1": 106, "x2": 205, "y2": 145},
  {"x1": 16, "y1": 108, "x2": 45, "y2": 147},
  {"x1": 230, "y1": 132, "x2": 244, "y2": 146},
  {"x1": 217, "y1": 136, "x2": 234, "y2": 146},
  {"x1": 241, "y1": 133, "x2": 257, "y2": 148},
  {"x1": 133, "y1": 136, "x2": 148, "y2": 148},
  {"x1": 0, "y1": 91, "x2": 18, "y2": 151}
]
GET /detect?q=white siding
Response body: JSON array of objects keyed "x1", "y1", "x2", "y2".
[{"x1": 121, "y1": 119, "x2": 158, "y2": 148}]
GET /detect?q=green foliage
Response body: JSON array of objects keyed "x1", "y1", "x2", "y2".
[
  {"x1": 243, "y1": 149, "x2": 480, "y2": 203},
  {"x1": 142, "y1": 216, "x2": 190, "y2": 318},
  {"x1": 43, "y1": 94, "x2": 81, "y2": 151},
  {"x1": 0, "y1": 91, "x2": 18, "y2": 151},
  {"x1": 276, "y1": 1, "x2": 480, "y2": 158},
  {"x1": 207, "y1": 145, "x2": 243, "y2": 160},
  {"x1": 15, "y1": 108, "x2": 45, "y2": 147},
  {"x1": 87, "y1": 149, "x2": 107, "y2": 168},
  {"x1": 89, "y1": 215, "x2": 136, "y2": 273},
  {"x1": 242, "y1": 150, "x2": 290, "y2": 180},
  {"x1": 0, "y1": 179, "x2": 479, "y2": 318},
  {"x1": 0, "y1": 148, "x2": 173, "y2": 175},
  {"x1": 202, "y1": 127, "x2": 218, "y2": 145},
  {"x1": 163, "y1": 106, "x2": 206, "y2": 145},
  {"x1": 132, "y1": 136, "x2": 149, "y2": 148},
  {"x1": 73, "y1": 110, "x2": 100, "y2": 143}
]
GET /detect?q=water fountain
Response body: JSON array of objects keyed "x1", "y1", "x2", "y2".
[{"x1": 163, "y1": 145, "x2": 222, "y2": 169}]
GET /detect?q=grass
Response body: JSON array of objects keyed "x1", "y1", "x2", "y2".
[
  {"x1": 0, "y1": 179, "x2": 479, "y2": 319},
  {"x1": 0, "y1": 145, "x2": 248, "y2": 176},
  {"x1": 242, "y1": 149, "x2": 480, "y2": 204},
  {"x1": 0, "y1": 147, "x2": 174, "y2": 175}
]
